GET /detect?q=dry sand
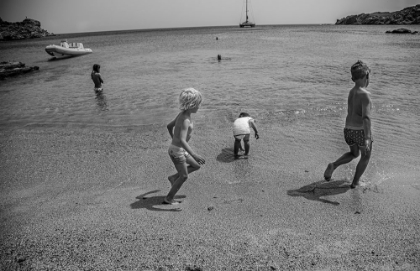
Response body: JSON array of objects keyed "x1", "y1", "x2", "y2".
[{"x1": 0, "y1": 118, "x2": 419, "y2": 270}]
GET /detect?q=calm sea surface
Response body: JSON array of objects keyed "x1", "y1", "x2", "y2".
[{"x1": 1, "y1": 25, "x2": 419, "y2": 176}]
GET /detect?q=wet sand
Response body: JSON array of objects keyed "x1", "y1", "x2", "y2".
[{"x1": 0, "y1": 119, "x2": 419, "y2": 270}]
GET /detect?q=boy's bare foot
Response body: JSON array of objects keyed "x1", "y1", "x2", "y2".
[
  {"x1": 162, "y1": 198, "x2": 182, "y2": 205},
  {"x1": 168, "y1": 174, "x2": 177, "y2": 186},
  {"x1": 324, "y1": 163, "x2": 335, "y2": 181}
]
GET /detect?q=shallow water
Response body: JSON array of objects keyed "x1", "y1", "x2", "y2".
[{"x1": 1, "y1": 24, "x2": 419, "y2": 179}]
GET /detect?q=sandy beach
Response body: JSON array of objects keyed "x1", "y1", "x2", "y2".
[{"x1": 1, "y1": 111, "x2": 419, "y2": 270}]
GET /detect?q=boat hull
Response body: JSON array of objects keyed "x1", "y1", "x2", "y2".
[
  {"x1": 240, "y1": 22, "x2": 256, "y2": 27},
  {"x1": 45, "y1": 45, "x2": 92, "y2": 58}
]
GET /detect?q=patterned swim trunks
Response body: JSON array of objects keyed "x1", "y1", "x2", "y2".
[
  {"x1": 344, "y1": 128, "x2": 367, "y2": 147},
  {"x1": 168, "y1": 144, "x2": 189, "y2": 164}
]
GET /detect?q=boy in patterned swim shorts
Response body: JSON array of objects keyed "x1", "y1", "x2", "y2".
[{"x1": 324, "y1": 60, "x2": 373, "y2": 188}]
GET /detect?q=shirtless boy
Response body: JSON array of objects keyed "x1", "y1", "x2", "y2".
[
  {"x1": 324, "y1": 60, "x2": 373, "y2": 188},
  {"x1": 91, "y1": 64, "x2": 104, "y2": 94},
  {"x1": 165, "y1": 88, "x2": 205, "y2": 204}
]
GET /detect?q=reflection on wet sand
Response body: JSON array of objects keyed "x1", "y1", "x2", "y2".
[{"x1": 95, "y1": 91, "x2": 108, "y2": 111}]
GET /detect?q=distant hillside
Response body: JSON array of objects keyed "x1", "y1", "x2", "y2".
[
  {"x1": 336, "y1": 4, "x2": 420, "y2": 25},
  {"x1": 0, "y1": 18, "x2": 55, "y2": 40}
]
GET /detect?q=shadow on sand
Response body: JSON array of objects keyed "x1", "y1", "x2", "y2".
[
  {"x1": 216, "y1": 147, "x2": 248, "y2": 163},
  {"x1": 130, "y1": 190, "x2": 185, "y2": 212},
  {"x1": 287, "y1": 180, "x2": 351, "y2": 205},
  {"x1": 216, "y1": 148, "x2": 235, "y2": 163}
]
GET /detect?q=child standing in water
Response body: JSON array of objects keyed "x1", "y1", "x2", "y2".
[
  {"x1": 91, "y1": 64, "x2": 104, "y2": 94},
  {"x1": 165, "y1": 88, "x2": 205, "y2": 205},
  {"x1": 324, "y1": 60, "x2": 373, "y2": 188},
  {"x1": 233, "y1": 112, "x2": 259, "y2": 159}
]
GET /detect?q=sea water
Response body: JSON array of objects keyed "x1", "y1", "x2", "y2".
[{"x1": 0, "y1": 24, "x2": 419, "y2": 182}]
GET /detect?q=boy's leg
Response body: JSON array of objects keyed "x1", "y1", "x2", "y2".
[
  {"x1": 168, "y1": 155, "x2": 200, "y2": 185},
  {"x1": 351, "y1": 143, "x2": 372, "y2": 188},
  {"x1": 165, "y1": 155, "x2": 200, "y2": 202},
  {"x1": 243, "y1": 134, "x2": 251, "y2": 155},
  {"x1": 324, "y1": 144, "x2": 359, "y2": 181},
  {"x1": 234, "y1": 138, "x2": 242, "y2": 156}
]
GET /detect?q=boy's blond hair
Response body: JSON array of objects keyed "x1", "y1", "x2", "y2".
[
  {"x1": 351, "y1": 60, "x2": 371, "y2": 81},
  {"x1": 179, "y1": 88, "x2": 202, "y2": 111}
]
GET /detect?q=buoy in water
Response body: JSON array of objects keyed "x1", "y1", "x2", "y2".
[{"x1": 217, "y1": 54, "x2": 221, "y2": 61}]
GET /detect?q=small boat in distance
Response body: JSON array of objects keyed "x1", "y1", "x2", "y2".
[
  {"x1": 45, "y1": 40, "x2": 92, "y2": 58},
  {"x1": 240, "y1": 0, "x2": 255, "y2": 28}
]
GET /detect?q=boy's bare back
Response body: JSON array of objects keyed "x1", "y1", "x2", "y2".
[
  {"x1": 346, "y1": 87, "x2": 372, "y2": 129},
  {"x1": 91, "y1": 72, "x2": 103, "y2": 88}
]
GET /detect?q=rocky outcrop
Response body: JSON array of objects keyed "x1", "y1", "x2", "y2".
[
  {"x1": 386, "y1": 28, "x2": 418, "y2": 34},
  {"x1": 336, "y1": 4, "x2": 420, "y2": 25},
  {"x1": 0, "y1": 17, "x2": 55, "y2": 40},
  {"x1": 0, "y1": 61, "x2": 39, "y2": 79}
]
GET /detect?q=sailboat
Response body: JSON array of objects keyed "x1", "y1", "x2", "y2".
[{"x1": 240, "y1": 0, "x2": 255, "y2": 28}]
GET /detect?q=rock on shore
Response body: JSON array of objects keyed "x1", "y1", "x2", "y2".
[
  {"x1": 0, "y1": 61, "x2": 39, "y2": 79},
  {"x1": 0, "y1": 17, "x2": 55, "y2": 40},
  {"x1": 336, "y1": 4, "x2": 420, "y2": 25},
  {"x1": 385, "y1": 28, "x2": 418, "y2": 34}
]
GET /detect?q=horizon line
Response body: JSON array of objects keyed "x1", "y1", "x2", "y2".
[{"x1": 52, "y1": 23, "x2": 335, "y2": 35}]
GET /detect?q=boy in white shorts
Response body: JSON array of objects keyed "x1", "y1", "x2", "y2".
[{"x1": 232, "y1": 112, "x2": 259, "y2": 158}]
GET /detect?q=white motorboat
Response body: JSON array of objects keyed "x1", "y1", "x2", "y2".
[{"x1": 45, "y1": 40, "x2": 92, "y2": 58}]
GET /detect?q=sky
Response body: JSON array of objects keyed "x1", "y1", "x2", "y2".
[{"x1": 0, "y1": 0, "x2": 419, "y2": 34}]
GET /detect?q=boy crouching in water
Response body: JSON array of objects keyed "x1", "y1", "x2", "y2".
[
  {"x1": 233, "y1": 112, "x2": 259, "y2": 159},
  {"x1": 165, "y1": 88, "x2": 205, "y2": 205}
]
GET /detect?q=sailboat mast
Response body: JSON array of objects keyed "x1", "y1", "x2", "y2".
[
  {"x1": 239, "y1": 0, "x2": 255, "y2": 27},
  {"x1": 246, "y1": 0, "x2": 248, "y2": 22}
]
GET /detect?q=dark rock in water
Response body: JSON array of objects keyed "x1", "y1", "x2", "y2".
[
  {"x1": 386, "y1": 28, "x2": 417, "y2": 34},
  {"x1": 0, "y1": 61, "x2": 39, "y2": 79},
  {"x1": 0, "y1": 17, "x2": 55, "y2": 40},
  {"x1": 336, "y1": 4, "x2": 420, "y2": 25}
]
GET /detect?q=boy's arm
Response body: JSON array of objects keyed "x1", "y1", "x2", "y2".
[
  {"x1": 98, "y1": 74, "x2": 104, "y2": 84},
  {"x1": 179, "y1": 119, "x2": 205, "y2": 164},
  {"x1": 166, "y1": 117, "x2": 176, "y2": 139},
  {"x1": 361, "y1": 92, "x2": 372, "y2": 153},
  {"x1": 249, "y1": 119, "x2": 259, "y2": 139}
]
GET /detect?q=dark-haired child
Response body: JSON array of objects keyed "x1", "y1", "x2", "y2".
[
  {"x1": 91, "y1": 64, "x2": 104, "y2": 94},
  {"x1": 232, "y1": 112, "x2": 259, "y2": 158}
]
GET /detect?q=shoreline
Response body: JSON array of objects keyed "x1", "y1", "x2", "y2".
[{"x1": 1, "y1": 123, "x2": 419, "y2": 270}]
